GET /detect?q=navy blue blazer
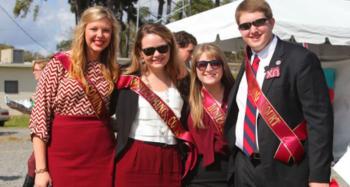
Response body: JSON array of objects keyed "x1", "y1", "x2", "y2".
[{"x1": 224, "y1": 38, "x2": 333, "y2": 186}]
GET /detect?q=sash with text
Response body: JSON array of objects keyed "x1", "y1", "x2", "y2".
[
  {"x1": 117, "y1": 75, "x2": 197, "y2": 177},
  {"x1": 201, "y1": 88, "x2": 226, "y2": 135},
  {"x1": 53, "y1": 53, "x2": 107, "y2": 119},
  {"x1": 244, "y1": 54, "x2": 307, "y2": 164}
]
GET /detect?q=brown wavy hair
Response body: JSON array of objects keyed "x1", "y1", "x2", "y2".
[
  {"x1": 235, "y1": 0, "x2": 273, "y2": 25},
  {"x1": 125, "y1": 23, "x2": 181, "y2": 84},
  {"x1": 189, "y1": 43, "x2": 235, "y2": 128},
  {"x1": 70, "y1": 6, "x2": 120, "y2": 93}
]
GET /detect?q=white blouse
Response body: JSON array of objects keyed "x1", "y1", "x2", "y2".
[{"x1": 129, "y1": 86, "x2": 183, "y2": 145}]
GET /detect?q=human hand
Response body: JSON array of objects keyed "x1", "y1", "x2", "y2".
[
  {"x1": 309, "y1": 182, "x2": 329, "y2": 187},
  {"x1": 35, "y1": 172, "x2": 52, "y2": 187}
]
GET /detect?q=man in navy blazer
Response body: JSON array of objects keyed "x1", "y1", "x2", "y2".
[{"x1": 224, "y1": 0, "x2": 333, "y2": 187}]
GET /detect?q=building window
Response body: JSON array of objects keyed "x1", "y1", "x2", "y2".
[{"x1": 4, "y1": 80, "x2": 18, "y2": 94}]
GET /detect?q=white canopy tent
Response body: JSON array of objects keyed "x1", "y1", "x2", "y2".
[
  {"x1": 166, "y1": 0, "x2": 350, "y2": 161},
  {"x1": 167, "y1": 0, "x2": 350, "y2": 47}
]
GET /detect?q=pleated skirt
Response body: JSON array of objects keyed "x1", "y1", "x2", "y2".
[
  {"x1": 47, "y1": 115, "x2": 115, "y2": 187},
  {"x1": 115, "y1": 139, "x2": 182, "y2": 187}
]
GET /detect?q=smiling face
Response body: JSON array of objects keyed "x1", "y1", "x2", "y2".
[
  {"x1": 84, "y1": 17, "x2": 112, "y2": 60},
  {"x1": 238, "y1": 11, "x2": 275, "y2": 52},
  {"x1": 195, "y1": 53, "x2": 223, "y2": 88},
  {"x1": 140, "y1": 33, "x2": 170, "y2": 72}
]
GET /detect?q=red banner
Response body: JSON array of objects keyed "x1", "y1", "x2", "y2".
[
  {"x1": 201, "y1": 88, "x2": 226, "y2": 135},
  {"x1": 245, "y1": 55, "x2": 307, "y2": 164}
]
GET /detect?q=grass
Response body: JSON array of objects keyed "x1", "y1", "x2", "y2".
[{"x1": 3, "y1": 115, "x2": 30, "y2": 128}]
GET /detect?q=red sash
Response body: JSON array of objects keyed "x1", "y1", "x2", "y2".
[
  {"x1": 245, "y1": 55, "x2": 307, "y2": 164},
  {"x1": 53, "y1": 53, "x2": 107, "y2": 119},
  {"x1": 201, "y1": 88, "x2": 226, "y2": 135},
  {"x1": 116, "y1": 75, "x2": 197, "y2": 177}
]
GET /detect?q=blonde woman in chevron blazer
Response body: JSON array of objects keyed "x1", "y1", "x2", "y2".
[{"x1": 29, "y1": 6, "x2": 119, "y2": 187}]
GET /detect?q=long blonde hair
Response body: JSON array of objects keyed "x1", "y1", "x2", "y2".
[
  {"x1": 125, "y1": 23, "x2": 181, "y2": 84},
  {"x1": 70, "y1": 6, "x2": 120, "y2": 93},
  {"x1": 189, "y1": 44, "x2": 235, "y2": 128}
]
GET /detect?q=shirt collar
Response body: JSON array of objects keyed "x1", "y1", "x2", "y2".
[{"x1": 252, "y1": 35, "x2": 278, "y2": 61}]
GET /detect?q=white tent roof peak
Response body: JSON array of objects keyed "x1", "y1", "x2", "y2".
[{"x1": 166, "y1": 0, "x2": 350, "y2": 46}]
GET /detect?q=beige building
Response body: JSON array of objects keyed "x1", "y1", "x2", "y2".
[
  {"x1": 0, "y1": 63, "x2": 35, "y2": 115},
  {"x1": 1, "y1": 48, "x2": 24, "y2": 64},
  {"x1": 0, "y1": 56, "x2": 130, "y2": 116}
]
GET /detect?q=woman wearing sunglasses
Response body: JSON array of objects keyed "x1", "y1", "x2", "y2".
[
  {"x1": 183, "y1": 43, "x2": 235, "y2": 186},
  {"x1": 111, "y1": 23, "x2": 193, "y2": 187}
]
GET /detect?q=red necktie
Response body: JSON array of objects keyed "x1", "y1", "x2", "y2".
[{"x1": 243, "y1": 55, "x2": 260, "y2": 156}]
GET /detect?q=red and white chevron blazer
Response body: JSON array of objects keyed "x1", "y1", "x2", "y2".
[{"x1": 29, "y1": 58, "x2": 111, "y2": 142}]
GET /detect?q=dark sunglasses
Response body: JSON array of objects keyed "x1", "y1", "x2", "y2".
[
  {"x1": 142, "y1": 44, "x2": 169, "y2": 56},
  {"x1": 238, "y1": 18, "x2": 268, "y2": 30},
  {"x1": 196, "y1": 60, "x2": 223, "y2": 71}
]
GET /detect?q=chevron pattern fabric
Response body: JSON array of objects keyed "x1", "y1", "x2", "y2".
[
  {"x1": 243, "y1": 55, "x2": 260, "y2": 156},
  {"x1": 29, "y1": 58, "x2": 110, "y2": 142}
]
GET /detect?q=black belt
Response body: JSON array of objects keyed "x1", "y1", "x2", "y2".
[
  {"x1": 141, "y1": 140, "x2": 177, "y2": 148},
  {"x1": 251, "y1": 153, "x2": 261, "y2": 160},
  {"x1": 250, "y1": 153, "x2": 261, "y2": 167}
]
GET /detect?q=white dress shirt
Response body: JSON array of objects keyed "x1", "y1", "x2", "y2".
[{"x1": 235, "y1": 36, "x2": 278, "y2": 151}]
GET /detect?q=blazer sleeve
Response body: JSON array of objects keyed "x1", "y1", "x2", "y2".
[
  {"x1": 109, "y1": 88, "x2": 119, "y2": 132},
  {"x1": 296, "y1": 51, "x2": 333, "y2": 183}
]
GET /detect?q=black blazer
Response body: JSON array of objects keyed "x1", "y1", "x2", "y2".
[
  {"x1": 109, "y1": 74, "x2": 190, "y2": 160},
  {"x1": 224, "y1": 38, "x2": 333, "y2": 186}
]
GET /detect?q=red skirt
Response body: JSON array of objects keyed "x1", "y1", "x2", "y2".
[
  {"x1": 115, "y1": 139, "x2": 182, "y2": 187},
  {"x1": 47, "y1": 115, "x2": 115, "y2": 187}
]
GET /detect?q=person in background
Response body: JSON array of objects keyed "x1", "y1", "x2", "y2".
[
  {"x1": 29, "y1": 6, "x2": 119, "y2": 187},
  {"x1": 174, "y1": 31, "x2": 197, "y2": 68},
  {"x1": 111, "y1": 23, "x2": 194, "y2": 187},
  {"x1": 184, "y1": 43, "x2": 235, "y2": 186},
  {"x1": 21, "y1": 59, "x2": 48, "y2": 187},
  {"x1": 224, "y1": 0, "x2": 333, "y2": 186},
  {"x1": 174, "y1": 31, "x2": 198, "y2": 97},
  {"x1": 6, "y1": 59, "x2": 49, "y2": 115},
  {"x1": 32, "y1": 60, "x2": 48, "y2": 81}
]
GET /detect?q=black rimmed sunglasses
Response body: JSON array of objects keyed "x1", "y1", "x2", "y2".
[
  {"x1": 142, "y1": 44, "x2": 169, "y2": 56},
  {"x1": 196, "y1": 60, "x2": 223, "y2": 71},
  {"x1": 238, "y1": 18, "x2": 268, "y2": 30}
]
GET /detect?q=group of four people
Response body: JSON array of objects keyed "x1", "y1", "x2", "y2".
[{"x1": 28, "y1": 0, "x2": 333, "y2": 187}]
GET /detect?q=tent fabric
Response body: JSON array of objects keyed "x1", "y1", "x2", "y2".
[
  {"x1": 322, "y1": 60, "x2": 350, "y2": 161},
  {"x1": 166, "y1": 0, "x2": 350, "y2": 46},
  {"x1": 167, "y1": 0, "x2": 350, "y2": 161}
]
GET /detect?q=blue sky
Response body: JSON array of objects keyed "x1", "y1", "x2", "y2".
[
  {"x1": 0, "y1": 0, "x2": 171, "y2": 56},
  {"x1": 0, "y1": 0, "x2": 75, "y2": 55}
]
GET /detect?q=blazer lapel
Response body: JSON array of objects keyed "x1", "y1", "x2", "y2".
[{"x1": 262, "y1": 38, "x2": 285, "y2": 94}]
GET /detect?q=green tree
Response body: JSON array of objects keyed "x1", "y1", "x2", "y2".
[
  {"x1": 23, "y1": 50, "x2": 45, "y2": 62},
  {"x1": 56, "y1": 40, "x2": 72, "y2": 52},
  {"x1": 13, "y1": 0, "x2": 143, "y2": 57},
  {"x1": 170, "y1": 0, "x2": 232, "y2": 22},
  {"x1": 13, "y1": 0, "x2": 47, "y2": 21},
  {"x1": 157, "y1": 0, "x2": 165, "y2": 20},
  {"x1": 0, "y1": 44, "x2": 14, "y2": 50},
  {"x1": 171, "y1": 0, "x2": 214, "y2": 21}
]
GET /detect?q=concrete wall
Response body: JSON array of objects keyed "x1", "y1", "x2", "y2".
[{"x1": 0, "y1": 64, "x2": 35, "y2": 115}]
